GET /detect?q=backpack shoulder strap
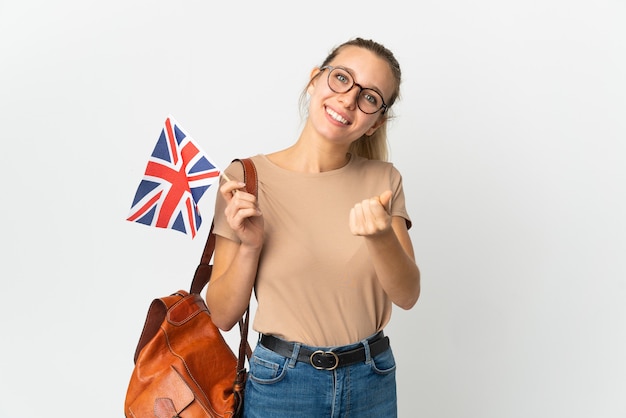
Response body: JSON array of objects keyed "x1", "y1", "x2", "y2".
[{"x1": 190, "y1": 158, "x2": 258, "y2": 294}]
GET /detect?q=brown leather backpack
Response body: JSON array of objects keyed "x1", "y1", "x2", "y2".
[{"x1": 124, "y1": 158, "x2": 257, "y2": 418}]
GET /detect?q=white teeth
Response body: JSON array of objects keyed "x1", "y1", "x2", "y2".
[{"x1": 326, "y1": 107, "x2": 349, "y2": 125}]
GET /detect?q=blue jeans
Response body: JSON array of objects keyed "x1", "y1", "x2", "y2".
[{"x1": 242, "y1": 333, "x2": 397, "y2": 418}]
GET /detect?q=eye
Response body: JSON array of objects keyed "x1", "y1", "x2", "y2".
[
  {"x1": 334, "y1": 72, "x2": 350, "y2": 85},
  {"x1": 362, "y1": 90, "x2": 380, "y2": 106}
]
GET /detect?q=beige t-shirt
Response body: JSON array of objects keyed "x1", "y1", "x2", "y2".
[{"x1": 213, "y1": 154, "x2": 411, "y2": 346}]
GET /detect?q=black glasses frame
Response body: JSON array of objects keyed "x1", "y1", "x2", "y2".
[{"x1": 320, "y1": 66, "x2": 388, "y2": 115}]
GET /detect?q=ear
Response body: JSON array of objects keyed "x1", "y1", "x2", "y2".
[
  {"x1": 307, "y1": 67, "x2": 323, "y2": 95},
  {"x1": 365, "y1": 115, "x2": 387, "y2": 136}
]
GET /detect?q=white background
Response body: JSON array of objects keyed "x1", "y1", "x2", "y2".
[{"x1": 1, "y1": 1, "x2": 625, "y2": 417}]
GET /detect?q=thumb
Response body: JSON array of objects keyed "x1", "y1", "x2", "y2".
[{"x1": 378, "y1": 190, "x2": 393, "y2": 211}]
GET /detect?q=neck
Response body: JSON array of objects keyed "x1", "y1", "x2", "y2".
[{"x1": 267, "y1": 143, "x2": 351, "y2": 173}]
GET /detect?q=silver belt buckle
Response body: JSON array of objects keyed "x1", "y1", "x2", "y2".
[{"x1": 310, "y1": 350, "x2": 339, "y2": 370}]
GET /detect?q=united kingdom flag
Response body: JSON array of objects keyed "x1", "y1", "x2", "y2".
[{"x1": 127, "y1": 116, "x2": 220, "y2": 238}]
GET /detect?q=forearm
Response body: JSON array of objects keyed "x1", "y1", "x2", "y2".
[
  {"x1": 364, "y1": 226, "x2": 420, "y2": 310},
  {"x1": 206, "y1": 242, "x2": 261, "y2": 330}
]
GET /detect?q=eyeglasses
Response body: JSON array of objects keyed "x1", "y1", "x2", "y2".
[{"x1": 320, "y1": 66, "x2": 388, "y2": 115}]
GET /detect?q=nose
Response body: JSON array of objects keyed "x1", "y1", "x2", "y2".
[{"x1": 338, "y1": 85, "x2": 360, "y2": 110}]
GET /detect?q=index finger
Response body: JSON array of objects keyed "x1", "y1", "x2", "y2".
[{"x1": 220, "y1": 173, "x2": 246, "y2": 197}]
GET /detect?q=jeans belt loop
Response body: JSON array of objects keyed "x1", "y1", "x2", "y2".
[
  {"x1": 361, "y1": 336, "x2": 373, "y2": 364},
  {"x1": 288, "y1": 342, "x2": 301, "y2": 368}
]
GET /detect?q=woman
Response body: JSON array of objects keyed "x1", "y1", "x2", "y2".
[{"x1": 206, "y1": 37, "x2": 421, "y2": 417}]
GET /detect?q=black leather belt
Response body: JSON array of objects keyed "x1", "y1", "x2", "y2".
[{"x1": 259, "y1": 332, "x2": 390, "y2": 371}]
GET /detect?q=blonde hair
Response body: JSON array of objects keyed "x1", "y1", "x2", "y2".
[{"x1": 300, "y1": 37, "x2": 402, "y2": 161}]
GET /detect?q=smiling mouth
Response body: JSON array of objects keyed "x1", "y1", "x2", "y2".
[{"x1": 325, "y1": 106, "x2": 350, "y2": 125}]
